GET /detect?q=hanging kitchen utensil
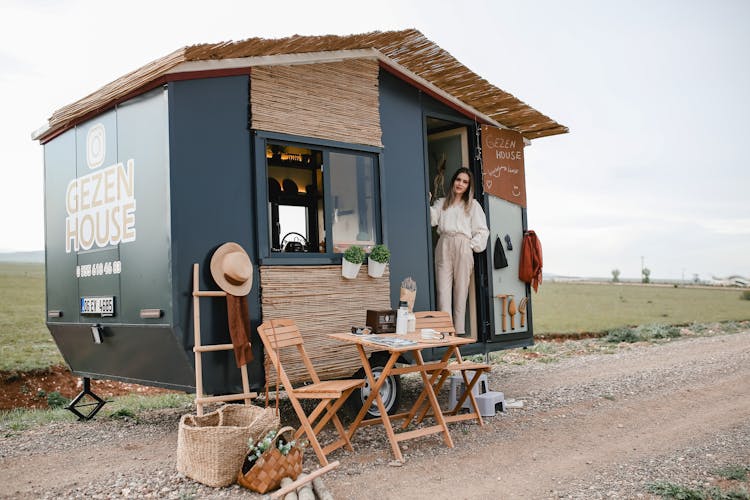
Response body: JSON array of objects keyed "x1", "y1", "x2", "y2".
[
  {"x1": 518, "y1": 297, "x2": 528, "y2": 328},
  {"x1": 496, "y1": 294, "x2": 508, "y2": 332}
]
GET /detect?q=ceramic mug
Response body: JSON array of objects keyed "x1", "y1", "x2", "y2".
[{"x1": 420, "y1": 329, "x2": 445, "y2": 340}]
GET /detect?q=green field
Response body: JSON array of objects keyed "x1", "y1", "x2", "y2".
[
  {"x1": 1, "y1": 263, "x2": 749, "y2": 371},
  {"x1": 0, "y1": 263, "x2": 63, "y2": 371},
  {"x1": 532, "y1": 281, "x2": 750, "y2": 334}
]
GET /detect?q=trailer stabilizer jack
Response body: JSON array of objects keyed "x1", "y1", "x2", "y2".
[{"x1": 65, "y1": 377, "x2": 107, "y2": 421}]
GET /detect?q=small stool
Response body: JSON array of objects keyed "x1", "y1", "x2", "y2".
[
  {"x1": 447, "y1": 372, "x2": 505, "y2": 416},
  {"x1": 448, "y1": 372, "x2": 488, "y2": 408},
  {"x1": 472, "y1": 391, "x2": 505, "y2": 416}
]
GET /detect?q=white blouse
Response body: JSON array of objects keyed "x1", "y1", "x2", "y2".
[{"x1": 430, "y1": 198, "x2": 490, "y2": 253}]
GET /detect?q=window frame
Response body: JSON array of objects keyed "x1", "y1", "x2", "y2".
[{"x1": 253, "y1": 131, "x2": 384, "y2": 265}]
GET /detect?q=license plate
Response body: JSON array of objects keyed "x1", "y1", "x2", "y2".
[{"x1": 80, "y1": 296, "x2": 115, "y2": 316}]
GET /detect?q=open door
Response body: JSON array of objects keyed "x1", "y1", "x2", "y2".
[
  {"x1": 479, "y1": 125, "x2": 533, "y2": 344},
  {"x1": 425, "y1": 117, "x2": 480, "y2": 340}
]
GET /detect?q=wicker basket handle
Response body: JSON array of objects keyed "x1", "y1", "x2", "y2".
[{"x1": 273, "y1": 426, "x2": 296, "y2": 446}]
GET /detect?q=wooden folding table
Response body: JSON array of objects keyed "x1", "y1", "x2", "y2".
[{"x1": 328, "y1": 332, "x2": 474, "y2": 462}]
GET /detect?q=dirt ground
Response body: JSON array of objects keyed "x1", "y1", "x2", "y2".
[
  {"x1": 1, "y1": 330, "x2": 748, "y2": 499},
  {"x1": 0, "y1": 365, "x2": 173, "y2": 410}
]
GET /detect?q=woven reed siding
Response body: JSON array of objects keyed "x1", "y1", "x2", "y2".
[
  {"x1": 260, "y1": 265, "x2": 391, "y2": 386},
  {"x1": 42, "y1": 30, "x2": 567, "y2": 144},
  {"x1": 251, "y1": 60, "x2": 381, "y2": 147}
]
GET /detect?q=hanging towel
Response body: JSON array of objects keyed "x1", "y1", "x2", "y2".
[
  {"x1": 226, "y1": 294, "x2": 254, "y2": 367},
  {"x1": 493, "y1": 236, "x2": 508, "y2": 269},
  {"x1": 519, "y1": 230, "x2": 543, "y2": 292}
]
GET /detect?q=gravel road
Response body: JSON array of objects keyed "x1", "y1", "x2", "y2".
[{"x1": 1, "y1": 327, "x2": 748, "y2": 499}]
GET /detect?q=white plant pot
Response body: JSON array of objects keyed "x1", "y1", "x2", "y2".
[
  {"x1": 341, "y1": 259, "x2": 362, "y2": 279},
  {"x1": 367, "y1": 258, "x2": 387, "y2": 278}
]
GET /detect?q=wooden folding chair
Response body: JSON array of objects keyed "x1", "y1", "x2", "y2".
[
  {"x1": 409, "y1": 311, "x2": 491, "y2": 426},
  {"x1": 257, "y1": 319, "x2": 364, "y2": 466}
]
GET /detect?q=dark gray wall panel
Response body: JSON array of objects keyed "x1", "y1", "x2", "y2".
[
  {"x1": 117, "y1": 89, "x2": 172, "y2": 325},
  {"x1": 72, "y1": 112, "x2": 121, "y2": 324},
  {"x1": 379, "y1": 72, "x2": 433, "y2": 311},
  {"x1": 44, "y1": 129, "x2": 79, "y2": 327},
  {"x1": 168, "y1": 76, "x2": 261, "y2": 393}
]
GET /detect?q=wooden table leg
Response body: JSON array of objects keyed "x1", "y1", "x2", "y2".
[
  {"x1": 347, "y1": 348, "x2": 403, "y2": 462},
  {"x1": 413, "y1": 350, "x2": 454, "y2": 449},
  {"x1": 403, "y1": 348, "x2": 454, "y2": 429}
]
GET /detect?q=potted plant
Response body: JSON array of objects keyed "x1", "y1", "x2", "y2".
[
  {"x1": 368, "y1": 244, "x2": 390, "y2": 278},
  {"x1": 341, "y1": 245, "x2": 365, "y2": 279}
]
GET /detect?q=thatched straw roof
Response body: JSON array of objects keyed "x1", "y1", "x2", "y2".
[{"x1": 36, "y1": 29, "x2": 567, "y2": 143}]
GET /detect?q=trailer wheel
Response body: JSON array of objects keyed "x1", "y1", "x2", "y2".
[{"x1": 347, "y1": 356, "x2": 402, "y2": 418}]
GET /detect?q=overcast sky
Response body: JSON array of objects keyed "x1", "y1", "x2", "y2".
[{"x1": 1, "y1": 0, "x2": 748, "y2": 280}]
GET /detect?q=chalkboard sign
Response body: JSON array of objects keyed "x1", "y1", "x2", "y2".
[{"x1": 480, "y1": 125, "x2": 526, "y2": 207}]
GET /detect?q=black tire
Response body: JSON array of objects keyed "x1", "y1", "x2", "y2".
[{"x1": 347, "y1": 356, "x2": 402, "y2": 418}]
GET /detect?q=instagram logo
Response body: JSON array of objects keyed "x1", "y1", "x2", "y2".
[{"x1": 86, "y1": 123, "x2": 106, "y2": 169}]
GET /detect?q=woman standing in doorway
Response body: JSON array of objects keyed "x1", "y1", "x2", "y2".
[{"x1": 430, "y1": 167, "x2": 489, "y2": 335}]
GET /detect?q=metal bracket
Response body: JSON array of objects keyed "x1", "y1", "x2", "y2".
[{"x1": 65, "y1": 377, "x2": 108, "y2": 421}]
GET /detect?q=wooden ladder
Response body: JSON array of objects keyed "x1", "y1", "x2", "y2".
[{"x1": 192, "y1": 263, "x2": 257, "y2": 416}]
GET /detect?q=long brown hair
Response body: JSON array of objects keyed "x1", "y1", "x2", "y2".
[{"x1": 442, "y1": 167, "x2": 474, "y2": 213}]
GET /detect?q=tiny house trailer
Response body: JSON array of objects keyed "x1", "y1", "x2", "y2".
[{"x1": 34, "y1": 30, "x2": 567, "y2": 415}]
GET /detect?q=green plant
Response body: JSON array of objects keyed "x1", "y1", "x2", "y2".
[
  {"x1": 741, "y1": 291, "x2": 750, "y2": 301},
  {"x1": 109, "y1": 408, "x2": 136, "y2": 420},
  {"x1": 46, "y1": 391, "x2": 69, "y2": 409},
  {"x1": 343, "y1": 245, "x2": 365, "y2": 264},
  {"x1": 244, "y1": 429, "x2": 305, "y2": 469},
  {"x1": 538, "y1": 357, "x2": 559, "y2": 364},
  {"x1": 369, "y1": 244, "x2": 391, "y2": 264},
  {"x1": 605, "y1": 324, "x2": 681, "y2": 343},
  {"x1": 647, "y1": 481, "x2": 750, "y2": 500},
  {"x1": 714, "y1": 464, "x2": 748, "y2": 481},
  {"x1": 647, "y1": 481, "x2": 706, "y2": 499},
  {"x1": 604, "y1": 327, "x2": 640, "y2": 343}
]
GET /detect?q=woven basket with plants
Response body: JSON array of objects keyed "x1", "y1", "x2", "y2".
[{"x1": 237, "y1": 426, "x2": 305, "y2": 494}]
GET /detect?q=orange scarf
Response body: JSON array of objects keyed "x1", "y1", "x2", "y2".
[
  {"x1": 226, "y1": 294, "x2": 254, "y2": 367},
  {"x1": 519, "y1": 230, "x2": 543, "y2": 292}
]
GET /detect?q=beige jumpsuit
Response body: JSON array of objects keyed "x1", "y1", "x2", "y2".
[{"x1": 430, "y1": 198, "x2": 489, "y2": 334}]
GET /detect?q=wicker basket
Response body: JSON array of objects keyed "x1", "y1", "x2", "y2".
[
  {"x1": 237, "y1": 426, "x2": 303, "y2": 494},
  {"x1": 176, "y1": 404, "x2": 278, "y2": 487}
]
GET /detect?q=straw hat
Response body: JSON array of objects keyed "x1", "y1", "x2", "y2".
[{"x1": 210, "y1": 242, "x2": 253, "y2": 296}]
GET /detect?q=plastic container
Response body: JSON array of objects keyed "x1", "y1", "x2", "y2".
[{"x1": 396, "y1": 301, "x2": 408, "y2": 334}]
